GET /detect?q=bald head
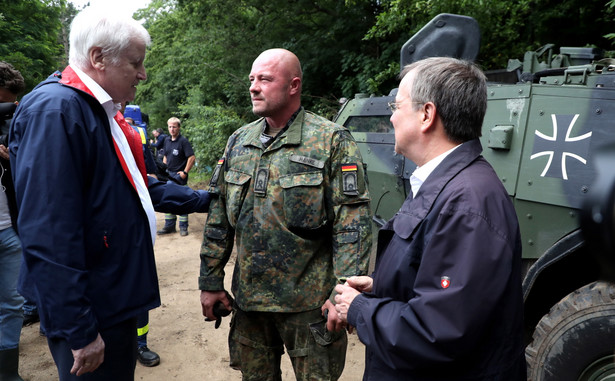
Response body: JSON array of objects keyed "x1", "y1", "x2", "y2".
[
  {"x1": 249, "y1": 49, "x2": 303, "y2": 129},
  {"x1": 255, "y1": 49, "x2": 303, "y2": 82}
]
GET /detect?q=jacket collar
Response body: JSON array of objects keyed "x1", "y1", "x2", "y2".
[
  {"x1": 58, "y1": 66, "x2": 96, "y2": 98},
  {"x1": 387, "y1": 138, "x2": 483, "y2": 239},
  {"x1": 245, "y1": 108, "x2": 305, "y2": 150}
]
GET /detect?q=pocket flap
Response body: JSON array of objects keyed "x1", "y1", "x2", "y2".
[
  {"x1": 336, "y1": 230, "x2": 358, "y2": 244},
  {"x1": 205, "y1": 227, "x2": 228, "y2": 240},
  {"x1": 224, "y1": 170, "x2": 251, "y2": 185}
]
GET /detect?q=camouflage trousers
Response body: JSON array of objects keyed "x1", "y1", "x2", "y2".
[{"x1": 228, "y1": 307, "x2": 347, "y2": 381}]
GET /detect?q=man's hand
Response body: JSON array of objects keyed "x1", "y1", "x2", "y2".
[
  {"x1": 322, "y1": 299, "x2": 346, "y2": 332},
  {"x1": 70, "y1": 333, "x2": 105, "y2": 376},
  {"x1": 346, "y1": 276, "x2": 373, "y2": 293},
  {"x1": 201, "y1": 290, "x2": 232, "y2": 321},
  {"x1": 334, "y1": 284, "x2": 362, "y2": 324},
  {"x1": 0, "y1": 144, "x2": 9, "y2": 160}
]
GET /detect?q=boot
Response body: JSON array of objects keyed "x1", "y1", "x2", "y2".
[
  {"x1": 156, "y1": 225, "x2": 176, "y2": 235},
  {"x1": 137, "y1": 346, "x2": 160, "y2": 367},
  {"x1": 0, "y1": 347, "x2": 24, "y2": 381}
]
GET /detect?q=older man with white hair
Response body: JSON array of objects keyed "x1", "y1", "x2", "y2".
[{"x1": 9, "y1": 7, "x2": 210, "y2": 380}]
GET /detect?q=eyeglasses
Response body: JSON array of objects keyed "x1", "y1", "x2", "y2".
[
  {"x1": 388, "y1": 100, "x2": 423, "y2": 113},
  {"x1": 388, "y1": 101, "x2": 402, "y2": 112}
]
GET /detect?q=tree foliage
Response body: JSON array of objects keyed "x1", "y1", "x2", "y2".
[
  {"x1": 8, "y1": 0, "x2": 613, "y2": 174},
  {"x1": 135, "y1": 0, "x2": 390, "y2": 172},
  {"x1": 179, "y1": 90, "x2": 243, "y2": 173},
  {"x1": 133, "y1": 0, "x2": 615, "y2": 174},
  {"x1": 0, "y1": 0, "x2": 68, "y2": 93}
]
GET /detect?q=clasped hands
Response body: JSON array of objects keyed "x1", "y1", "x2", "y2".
[{"x1": 322, "y1": 276, "x2": 373, "y2": 333}]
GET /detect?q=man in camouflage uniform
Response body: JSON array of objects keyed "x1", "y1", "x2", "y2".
[{"x1": 199, "y1": 48, "x2": 372, "y2": 380}]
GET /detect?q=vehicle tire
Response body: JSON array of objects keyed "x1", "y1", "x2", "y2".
[{"x1": 525, "y1": 281, "x2": 615, "y2": 381}]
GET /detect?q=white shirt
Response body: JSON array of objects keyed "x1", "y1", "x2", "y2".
[
  {"x1": 0, "y1": 162, "x2": 11, "y2": 230},
  {"x1": 410, "y1": 144, "x2": 461, "y2": 198},
  {"x1": 71, "y1": 66, "x2": 157, "y2": 245}
]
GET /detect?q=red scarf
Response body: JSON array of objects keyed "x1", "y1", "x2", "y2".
[{"x1": 59, "y1": 66, "x2": 148, "y2": 190}]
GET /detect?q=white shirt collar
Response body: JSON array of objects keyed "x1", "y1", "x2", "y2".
[
  {"x1": 410, "y1": 143, "x2": 461, "y2": 198},
  {"x1": 70, "y1": 66, "x2": 122, "y2": 117}
]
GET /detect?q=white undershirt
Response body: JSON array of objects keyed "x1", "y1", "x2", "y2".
[
  {"x1": 71, "y1": 66, "x2": 157, "y2": 245},
  {"x1": 410, "y1": 144, "x2": 461, "y2": 198},
  {"x1": 0, "y1": 163, "x2": 11, "y2": 230}
]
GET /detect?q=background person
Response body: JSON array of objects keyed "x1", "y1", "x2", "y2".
[
  {"x1": 124, "y1": 115, "x2": 157, "y2": 177},
  {"x1": 9, "y1": 8, "x2": 211, "y2": 380},
  {"x1": 334, "y1": 57, "x2": 526, "y2": 380},
  {"x1": 150, "y1": 127, "x2": 167, "y2": 162},
  {"x1": 158, "y1": 117, "x2": 195, "y2": 236},
  {"x1": 0, "y1": 60, "x2": 26, "y2": 381},
  {"x1": 199, "y1": 48, "x2": 372, "y2": 380}
]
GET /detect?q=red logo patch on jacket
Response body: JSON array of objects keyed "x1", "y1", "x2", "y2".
[{"x1": 441, "y1": 276, "x2": 451, "y2": 289}]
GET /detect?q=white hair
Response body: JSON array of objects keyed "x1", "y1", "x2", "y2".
[{"x1": 68, "y1": 7, "x2": 151, "y2": 70}]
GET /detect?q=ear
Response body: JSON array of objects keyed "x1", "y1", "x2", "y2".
[
  {"x1": 420, "y1": 102, "x2": 437, "y2": 133},
  {"x1": 90, "y1": 47, "x2": 105, "y2": 71},
  {"x1": 289, "y1": 77, "x2": 301, "y2": 96}
]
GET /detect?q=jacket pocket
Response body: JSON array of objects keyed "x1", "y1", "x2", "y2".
[
  {"x1": 334, "y1": 230, "x2": 359, "y2": 259},
  {"x1": 224, "y1": 169, "x2": 251, "y2": 227},
  {"x1": 279, "y1": 171, "x2": 326, "y2": 233}
]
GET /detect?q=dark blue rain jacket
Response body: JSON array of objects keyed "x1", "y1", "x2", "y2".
[
  {"x1": 9, "y1": 69, "x2": 210, "y2": 350},
  {"x1": 348, "y1": 139, "x2": 526, "y2": 380}
]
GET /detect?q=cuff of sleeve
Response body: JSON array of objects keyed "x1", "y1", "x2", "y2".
[
  {"x1": 199, "y1": 276, "x2": 225, "y2": 291},
  {"x1": 196, "y1": 190, "x2": 211, "y2": 213},
  {"x1": 68, "y1": 315, "x2": 99, "y2": 350},
  {"x1": 347, "y1": 293, "x2": 368, "y2": 328}
]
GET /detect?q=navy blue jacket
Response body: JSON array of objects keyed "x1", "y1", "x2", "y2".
[
  {"x1": 347, "y1": 139, "x2": 526, "y2": 380},
  {"x1": 9, "y1": 70, "x2": 210, "y2": 350},
  {"x1": 152, "y1": 133, "x2": 167, "y2": 157}
]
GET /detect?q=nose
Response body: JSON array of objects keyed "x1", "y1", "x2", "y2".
[
  {"x1": 138, "y1": 64, "x2": 147, "y2": 81},
  {"x1": 249, "y1": 80, "x2": 259, "y2": 94}
]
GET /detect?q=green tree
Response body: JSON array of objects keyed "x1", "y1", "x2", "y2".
[
  {"x1": 525, "y1": 0, "x2": 614, "y2": 49},
  {"x1": 363, "y1": 0, "x2": 534, "y2": 73},
  {"x1": 0, "y1": 0, "x2": 65, "y2": 93},
  {"x1": 364, "y1": 0, "x2": 614, "y2": 75},
  {"x1": 179, "y1": 89, "x2": 243, "y2": 173},
  {"x1": 135, "y1": 0, "x2": 615, "y2": 175},
  {"x1": 58, "y1": 0, "x2": 79, "y2": 68},
  {"x1": 136, "y1": 0, "x2": 385, "y2": 172}
]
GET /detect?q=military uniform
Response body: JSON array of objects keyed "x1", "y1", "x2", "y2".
[{"x1": 200, "y1": 108, "x2": 372, "y2": 380}]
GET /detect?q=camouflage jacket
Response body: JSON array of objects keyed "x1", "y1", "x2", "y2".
[{"x1": 199, "y1": 109, "x2": 372, "y2": 312}]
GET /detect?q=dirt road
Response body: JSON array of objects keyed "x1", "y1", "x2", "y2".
[{"x1": 18, "y1": 212, "x2": 366, "y2": 380}]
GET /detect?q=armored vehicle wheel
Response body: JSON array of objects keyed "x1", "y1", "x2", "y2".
[{"x1": 526, "y1": 281, "x2": 615, "y2": 381}]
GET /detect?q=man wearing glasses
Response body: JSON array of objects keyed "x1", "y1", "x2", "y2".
[{"x1": 334, "y1": 57, "x2": 526, "y2": 380}]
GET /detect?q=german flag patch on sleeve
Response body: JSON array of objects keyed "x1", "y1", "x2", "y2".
[
  {"x1": 342, "y1": 163, "x2": 359, "y2": 196},
  {"x1": 210, "y1": 157, "x2": 225, "y2": 187}
]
